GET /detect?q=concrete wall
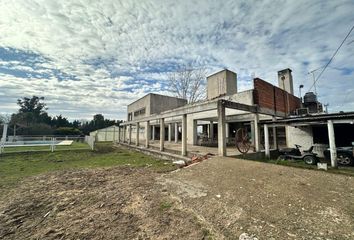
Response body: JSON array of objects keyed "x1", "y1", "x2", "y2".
[
  {"x1": 90, "y1": 126, "x2": 120, "y2": 142},
  {"x1": 127, "y1": 94, "x2": 151, "y2": 121},
  {"x1": 278, "y1": 68, "x2": 294, "y2": 95},
  {"x1": 286, "y1": 126, "x2": 313, "y2": 150},
  {"x1": 207, "y1": 69, "x2": 237, "y2": 100},
  {"x1": 127, "y1": 93, "x2": 187, "y2": 121},
  {"x1": 150, "y1": 94, "x2": 187, "y2": 114}
]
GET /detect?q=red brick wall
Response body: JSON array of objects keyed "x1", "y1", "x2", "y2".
[{"x1": 253, "y1": 78, "x2": 300, "y2": 114}]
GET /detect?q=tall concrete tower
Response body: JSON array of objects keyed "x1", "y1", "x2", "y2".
[
  {"x1": 207, "y1": 69, "x2": 237, "y2": 100},
  {"x1": 278, "y1": 68, "x2": 294, "y2": 95}
]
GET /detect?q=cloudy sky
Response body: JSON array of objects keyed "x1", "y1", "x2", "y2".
[{"x1": 0, "y1": 0, "x2": 354, "y2": 120}]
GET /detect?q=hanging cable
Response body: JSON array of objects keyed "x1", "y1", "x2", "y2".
[{"x1": 307, "y1": 25, "x2": 354, "y2": 92}]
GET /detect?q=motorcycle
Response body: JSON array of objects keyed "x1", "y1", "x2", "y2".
[{"x1": 277, "y1": 144, "x2": 318, "y2": 165}]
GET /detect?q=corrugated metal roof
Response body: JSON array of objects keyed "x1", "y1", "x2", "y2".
[{"x1": 261, "y1": 111, "x2": 354, "y2": 124}]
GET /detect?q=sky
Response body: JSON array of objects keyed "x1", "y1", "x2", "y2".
[{"x1": 0, "y1": 0, "x2": 354, "y2": 120}]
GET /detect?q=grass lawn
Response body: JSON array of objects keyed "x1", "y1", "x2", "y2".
[{"x1": 0, "y1": 143, "x2": 177, "y2": 189}]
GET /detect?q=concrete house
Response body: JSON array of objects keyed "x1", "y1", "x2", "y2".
[{"x1": 117, "y1": 68, "x2": 353, "y2": 167}]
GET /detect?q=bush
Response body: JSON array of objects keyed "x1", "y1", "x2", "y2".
[{"x1": 54, "y1": 127, "x2": 82, "y2": 136}]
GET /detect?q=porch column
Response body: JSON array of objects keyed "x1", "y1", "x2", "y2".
[
  {"x1": 264, "y1": 124, "x2": 270, "y2": 158},
  {"x1": 217, "y1": 101, "x2": 226, "y2": 156},
  {"x1": 123, "y1": 125, "x2": 126, "y2": 143},
  {"x1": 152, "y1": 125, "x2": 155, "y2": 141},
  {"x1": 145, "y1": 121, "x2": 150, "y2": 148},
  {"x1": 254, "y1": 114, "x2": 260, "y2": 152},
  {"x1": 209, "y1": 121, "x2": 214, "y2": 140},
  {"x1": 181, "y1": 114, "x2": 187, "y2": 156},
  {"x1": 327, "y1": 120, "x2": 338, "y2": 168},
  {"x1": 135, "y1": 122, "x2": 140, "y2": 146},
  {"x1": 193, "y1": 120, "x2": 198, "y2": 145},
  {"x1": 226, "y1": 123, "x2": 230, "y2": 145},
  {"x1": 168, "y1": 123, "x2": 172, "y2": 142},
  {"x1": 160, "y1": 118, "x2": 165, "y2": 151},
  {"x1": 117, "y1": 126, "x2": 121, "y2": 143},
  {"x1": 174, "y1": 123, "x2": 178, "y2": 143},
  {"x1": 128, "y1": 124, "x2": 132, "y2": 145},
  {"x1": 272, "y1": 116, "x2": 277, "y2": 149}
]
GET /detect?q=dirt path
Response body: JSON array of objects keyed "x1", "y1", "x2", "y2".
[
  {"x1": 0, "y1": 167, "x2": 208, "y2": 240},
  {"x1": 160, "y1": 157, "x2": 354, "y2": 239}
]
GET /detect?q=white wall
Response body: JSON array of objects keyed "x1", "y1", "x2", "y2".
[{"x1": 286, "y1": 126, "x2": 313, "y2": 150}]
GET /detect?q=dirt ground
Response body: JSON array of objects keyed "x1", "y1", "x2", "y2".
[
  {"x1": 1, "y1": 157, "x2": 354, "y2": 239},
  {"x1": 160, "y1": 157, "x2": 354, "y2": 239},
  {"x1": 0, "y1": 167, "x2": 209, "y2": 240}
]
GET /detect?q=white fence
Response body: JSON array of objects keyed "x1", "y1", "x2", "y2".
[
  {"x1": 85, "y1": 135, "x2": 95, "y2": 150},
  {"x1": 0, "y1": 135, "x2": 92, "y2": 154}
]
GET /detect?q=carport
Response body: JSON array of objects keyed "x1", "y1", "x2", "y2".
[{"x1": 262, "y1": 112, "x2": 354, "y2": 168}]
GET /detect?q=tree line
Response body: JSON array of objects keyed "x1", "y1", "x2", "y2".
[{"x1": 0, "y1": 96, "x2": 122, "y2": 136}]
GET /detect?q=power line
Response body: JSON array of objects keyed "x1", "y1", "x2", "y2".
[{"x1": 307, "y1": 24, "x2": 354, "y2": 92}]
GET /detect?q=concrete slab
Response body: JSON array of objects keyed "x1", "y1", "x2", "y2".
[{"x1": 148, "y1": 141, "x2": 241, "y2": 157}]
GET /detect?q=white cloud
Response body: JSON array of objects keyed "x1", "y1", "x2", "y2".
[{"x1": 0, "y1": 0, "x2": 354, "y2": 120}]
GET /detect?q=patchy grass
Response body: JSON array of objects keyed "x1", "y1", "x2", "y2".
[
  {"x1": 0, "y1": 143, "x2": 177, "y2": 189},
  {"x1": 159, "y1": 201, "x2": 173, "y2": 211}
]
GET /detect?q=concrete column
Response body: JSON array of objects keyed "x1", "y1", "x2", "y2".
[
  {"x1": 145, "y1": 121, "x2": 150, "y2": 148},
  {"x1": 168, "y1": 123, "x2": 172, "y2": 142},
  {"x1": 226, "y1": 123, "x2": 229, "y2": 138},
  {"x1": 182, "y1": 114, "x2": 187, "y2": 156},
  {"x1": 128, "y1": 124, "x2": 132, "y2": 145},
  {"x1": 327, "y1": 120, "x2": 337, "y2": 168},
  {"x1": 193, "y1": 120, "x2": 198, "y2": 145},
  {"x1": 135, "y1": 122, "x2": 140, "y2": 146},
  {"x1": 264, "y1": 124, "x2": 270, "y2": 158},
  {"x1": 160, "y1": 118, "x2": 165, "y2": 151},
  {"x1": 217, "y1": 102, "x2": 226, "y2": 156},
  {"x1": 250, "y1": 121, "x2": 255, "y2": 151},
  {"x1": 123, "y1": 126, "x2": 126, "y2": 143},
  {"x1": 1, "y1": 123, "x2": 8, "y2": 142},
  {"x1": 152, "y1": 125, "x2": 155, "y2": 141},
  {"x1": 254, "y1": 114, "x2": 260, "y2": 152},
  {"x1": 175, "y1": 123, "x2": 178, "y2": 143},
  {"x1": 272, "y1": 116, "x2": 277, "y2": 149},
  {"x1": 117, "y1": 127, "x2": 121, "y2": 143},
  {"x1": 209, "y1": 121, "x2": 214, "y2": 140}
]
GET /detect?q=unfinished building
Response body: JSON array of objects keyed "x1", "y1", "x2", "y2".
[{"x1": 117, "y1": 68, "x2": 353, "y2": 167}]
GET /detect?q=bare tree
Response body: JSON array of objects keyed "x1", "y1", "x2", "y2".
[{"x1": 167, "y1": 65, "x2": 207, "y2": 103}]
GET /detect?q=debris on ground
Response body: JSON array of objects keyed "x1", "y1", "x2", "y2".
[{"x1": 189, "y1": 153, "x2": 215, "y2": 165}]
